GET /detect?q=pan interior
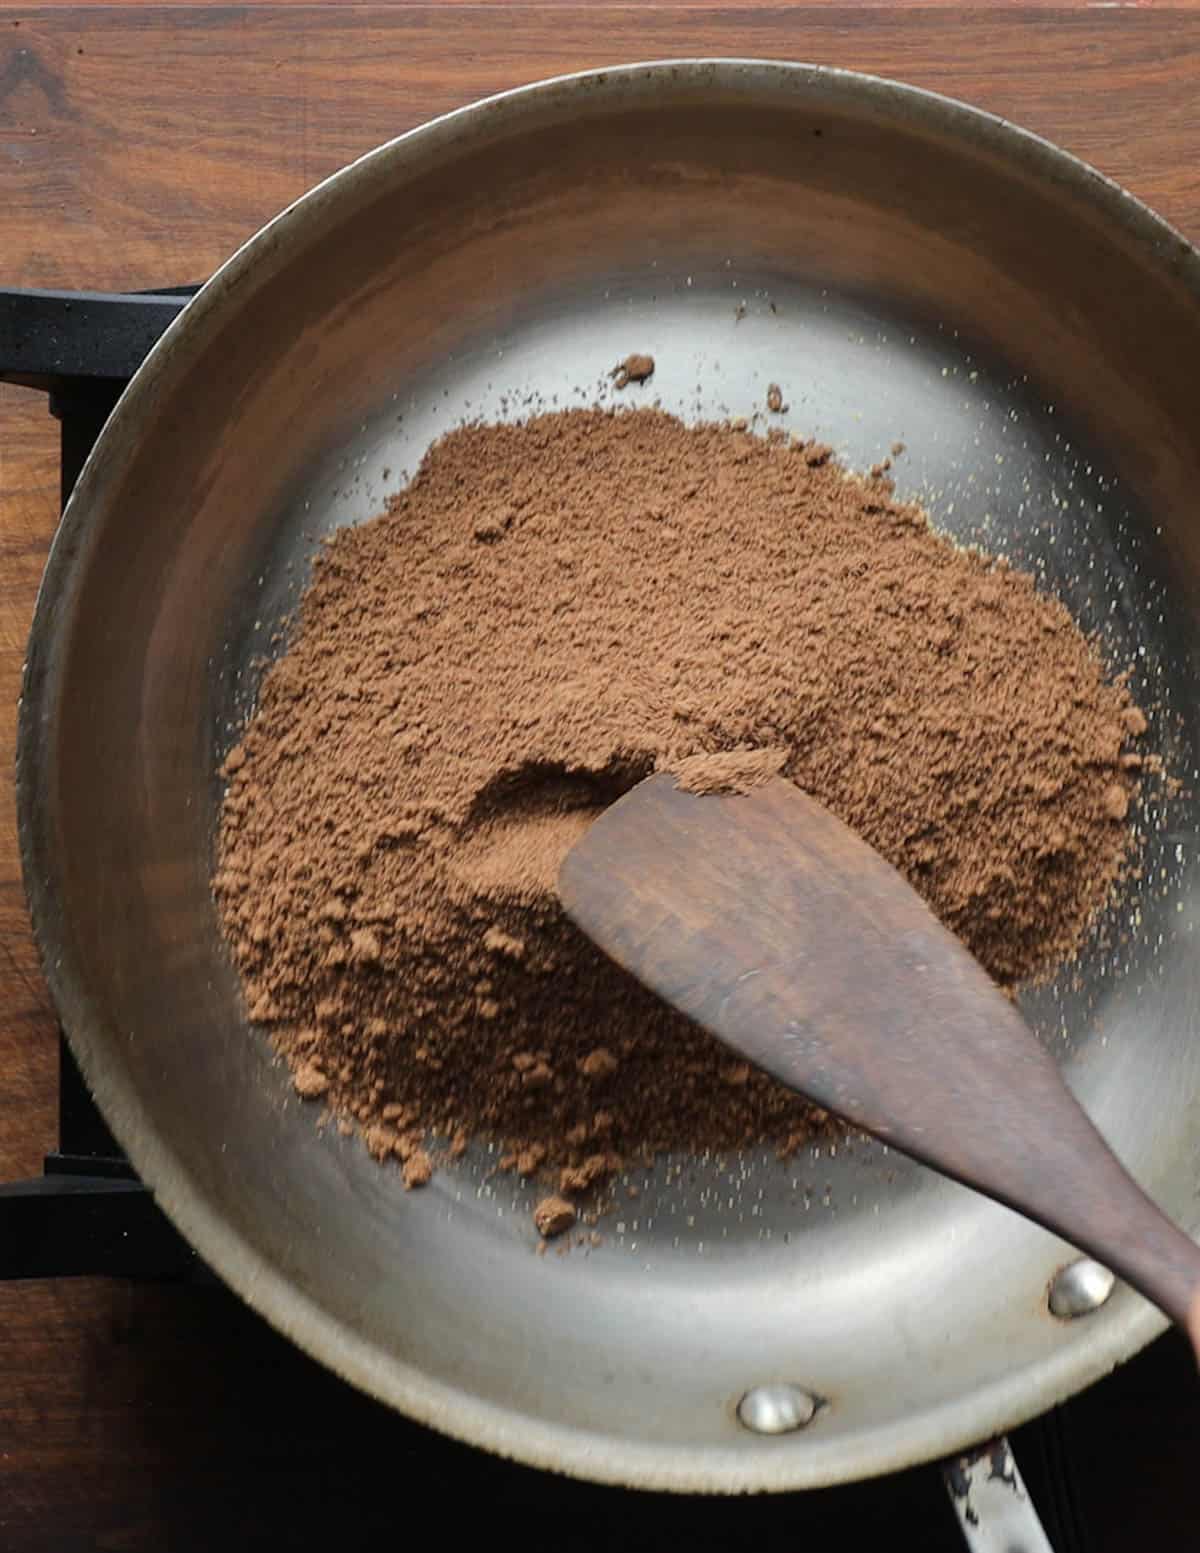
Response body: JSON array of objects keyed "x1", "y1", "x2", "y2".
[{"x1": 22, "y1": 65, "x2": 1200, "y2": 1489}]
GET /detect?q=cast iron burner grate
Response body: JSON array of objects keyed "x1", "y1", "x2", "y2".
[{"x1": 0, "y1": 285, "x2": 202, "y2": 1282}]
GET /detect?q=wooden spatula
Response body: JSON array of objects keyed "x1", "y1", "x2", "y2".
[{"x1": 558, "y1": 772, "x2": 1200, "y2": 1360}]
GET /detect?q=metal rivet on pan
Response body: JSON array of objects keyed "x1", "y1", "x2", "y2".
[
  {"x1": 736, "y1": 1383, "x2": 819, "y2": 1434},
  {"x1": 1048, "y1": 1257, "x2": 1116, "y2": 1318}
]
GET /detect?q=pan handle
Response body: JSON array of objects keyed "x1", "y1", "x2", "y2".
[{"x1": 943, "y1": 1436, "x2": 1055, "y2": 1553}]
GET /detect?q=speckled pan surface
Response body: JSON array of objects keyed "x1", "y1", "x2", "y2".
[{"x1": 16, "y1": 61, "x2": 1200, "y2": 1491}]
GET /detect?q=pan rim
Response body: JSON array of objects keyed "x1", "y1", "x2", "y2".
[{"x1": 15, "y1": 57, "x2": 1186, "y2": 1492}]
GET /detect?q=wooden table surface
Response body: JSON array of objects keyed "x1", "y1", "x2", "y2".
[{"x1": 2, "y1": 6, "x2": 1200, "y2": 1548}]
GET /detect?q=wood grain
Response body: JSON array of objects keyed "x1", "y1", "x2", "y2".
[
  {"x1": 1, "y1": 9, "x2": 1199, "y2": 1547},
  {"x1": 2, "y1": 7, "x2": 1200, "y2": 301}
]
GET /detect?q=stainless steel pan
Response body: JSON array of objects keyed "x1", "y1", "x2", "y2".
[{"x1": 17, "y1": 61, "x2": 1200, "y2": 1496}]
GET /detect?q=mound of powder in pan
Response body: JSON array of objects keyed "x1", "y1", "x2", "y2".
[{"x1": 214, "y1": 408, "x2": 1145, "y2": 1191}]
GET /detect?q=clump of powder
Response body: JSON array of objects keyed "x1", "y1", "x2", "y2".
[
  {"x1": 671, "y1": 746, "x2": 789, "y2": 795},
  {"x1": 215, "y1": 407, "x2": 1147, "y2": 1195}
]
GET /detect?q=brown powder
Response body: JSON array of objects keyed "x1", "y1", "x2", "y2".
[
  {"x1": 611, "y1": 353, "x2": 655, "y2": 389},
  {"x1": 672, "y1": 746, "x2": 789, "y2": 796},
  {"x1": 533, "y1": 1196, "x2": 577, "y2": 1239},
  {"x1": 402, "y1": 1150, "x2": 433, "y2": 1190},
  {"x1": 215, "y1": 408, "x2": 1145, "y2": 1189}
]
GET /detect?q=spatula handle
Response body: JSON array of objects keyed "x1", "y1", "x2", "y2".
[
  {"x1": 559, "y1": 775, "x2": 1200, "y2": 1354},
  {"x1": 1014, "y1": 1081, "x2": 1200, "y2": 1356}
]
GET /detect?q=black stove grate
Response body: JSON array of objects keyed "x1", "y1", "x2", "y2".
[{"x1": 0, "y1": 284, "x2": 202, "y2": 1280}]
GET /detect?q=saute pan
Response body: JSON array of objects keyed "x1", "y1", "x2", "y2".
[{"x1": 15, "y1": 61, "x2": 1200, "y2": 1500}]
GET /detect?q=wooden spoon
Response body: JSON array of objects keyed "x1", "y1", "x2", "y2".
[{"x1": 558, "y1": 772, "x2": 1200, "y2": 1360}]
